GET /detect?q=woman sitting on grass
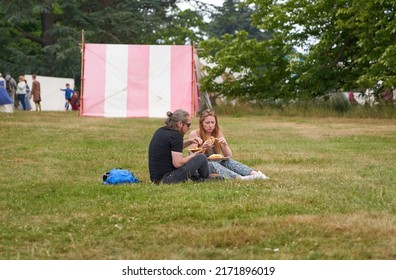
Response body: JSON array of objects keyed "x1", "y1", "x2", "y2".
[{"x1": 188, "y1": 109, "x2": 269, "y2": 180}]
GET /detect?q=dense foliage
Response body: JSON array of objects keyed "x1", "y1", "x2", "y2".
[
  {"x1": 0, "y1": 0, "x2": 205, "y2": 86},
  {"x1": 1, "y1": 0, "x2": 395, "y2": 99},
  {"x1": 199, "y1": 0, "x2": 396, "y2": 100}
]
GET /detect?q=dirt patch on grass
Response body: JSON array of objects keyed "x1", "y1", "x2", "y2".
[
  {"x1": 261, "y1": 118, "x2": 396, "y2": 139},
  {"x1": 150, "y1": 213, "x2": 396, "y2": 259}
]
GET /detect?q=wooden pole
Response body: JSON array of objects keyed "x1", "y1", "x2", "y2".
[
  {"x1": 79, "y1": 29, "x2": 85, "y2": 116},
  {"x1": 191, "y1": 44, "x2": 196, "y2": 117}
]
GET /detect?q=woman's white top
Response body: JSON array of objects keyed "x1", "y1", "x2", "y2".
[{"x1": 16, "y1": 81, "x2": 26, "y2": 94}]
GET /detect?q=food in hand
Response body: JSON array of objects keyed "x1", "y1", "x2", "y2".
[{"x1": 207, "y1": 136, "x2": 216, "y2": 145}]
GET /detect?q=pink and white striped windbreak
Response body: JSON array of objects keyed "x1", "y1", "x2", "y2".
[{"x1": 81, "y1": 44, "x2": 198, "y2": 118}]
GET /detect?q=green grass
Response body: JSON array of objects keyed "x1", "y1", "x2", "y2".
[{"x1": 1, "y1": 109, "x2": 395, "y2": 260}]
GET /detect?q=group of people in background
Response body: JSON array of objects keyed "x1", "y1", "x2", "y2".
[
  {"x1": 17, "y1": 74, "x2": 42, "y2": 111},
  {"x1": 0, "y1": 73, "x2": 41, "y2": 111},
  {"x1": 0, "y1": 72, "x2": 79, "y2": 112}
]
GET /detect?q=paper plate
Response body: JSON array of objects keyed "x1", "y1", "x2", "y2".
[
  {"x1": 189, "y1": 148, "x2": 204, "y2": 153},
  {"x1": 208, "y1": 156, "x2": 228, "y2": 161}
]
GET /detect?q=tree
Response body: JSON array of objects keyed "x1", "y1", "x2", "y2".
[
  {"x1": 199, "y1": 31, "x2": 293, "y2": 100},
  {"x1": 250, "y1": 0, "x2": 396, "y2": 97},
  {"x1": 0, "y1": 0, "x2": 84, "y2": 79},
  {"x1": 198, "y1": 0, "x2": 396, "y2": 101},
  {"x1": 198, "y1": 0, "x2": 290, "y2": 101},
  {"x1": 152, "y1": 8, "x2": 206, "y2": 45},
  {"x1": 206, "y1": 0, "x2": 271, "y2": 41},
  {"x1": 0, "y1": 0, "x2": 206, "y2": 82}
]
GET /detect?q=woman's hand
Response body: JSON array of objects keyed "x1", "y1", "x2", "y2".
[
  {"x1": 201, "y1": 139, "x2": 214, "y2": 149},
  {"x1": 216, "y1": 137, "x2": 228, "y2": 146}
]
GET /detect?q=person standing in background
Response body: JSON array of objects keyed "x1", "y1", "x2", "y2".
[
  {"x1": 5, "y1": 73, "x2": 17, "y2": 108},
  {"x1": 60, "y1": 83, "x2": 74, "y2": 111},
  {"x1": 0, "y1": 73, "x2": 14, "y2": 113},
  {"x1": 31, "y1": 74, "x2": 42, "y2": 111},
  {"x1": 16, "y1": 75, "x2": 27, "y2": 110},
  {"x1": 0, "y1": 73, "x2": 5, "y2": 87},
  {"x1": 23, "y1": 79, "x2": 32, "y2": 111}
]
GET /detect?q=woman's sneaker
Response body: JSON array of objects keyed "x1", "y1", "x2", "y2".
[
  {"x1": 241, "y1": 171, "x2": 269, "y2": 180},
  {"x1": 257, "y1": 171, "x2": 270, "y2": 179}
]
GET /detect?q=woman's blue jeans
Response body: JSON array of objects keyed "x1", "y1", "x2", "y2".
[{"x1": 17, "y1": 94, "x2": 26, "y2": 110}]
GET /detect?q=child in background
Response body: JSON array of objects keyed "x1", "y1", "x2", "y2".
[{"x1": 60, "y1": 83, "x2": 74, "y2": 111}]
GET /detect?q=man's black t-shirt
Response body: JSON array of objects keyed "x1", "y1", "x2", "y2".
[{"x1": 148, "y1": 127, "x2": 183, "y2": 182}]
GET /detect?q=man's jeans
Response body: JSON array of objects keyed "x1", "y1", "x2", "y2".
[{"x1": 161, "y1": 154, "x2": 209, "y2": 184}]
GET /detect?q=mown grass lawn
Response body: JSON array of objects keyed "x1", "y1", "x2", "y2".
[{"x1": 0, "y1": 110, "x2": 395, "y2": 259}]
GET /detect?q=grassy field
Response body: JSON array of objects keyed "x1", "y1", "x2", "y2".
[{"x1": 1, "y1": 109, "x2": 395, "y2": 260}]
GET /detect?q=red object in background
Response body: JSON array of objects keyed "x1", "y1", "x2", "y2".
[
  {"x1": 70, "y1": 91, "x2": 80, "y2": 110},
  {"x1": 348, "y1": 91, "x2": 357, "y2": 104}
]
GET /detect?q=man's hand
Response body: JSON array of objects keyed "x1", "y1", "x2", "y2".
[{"x1": 190, "y1": 137, "x2": 203, "y2": 146}]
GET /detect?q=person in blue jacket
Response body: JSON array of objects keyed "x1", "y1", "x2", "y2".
[
  {"x1": 0, "y1": 73, "x2": 14, "y2": 111},
  {"x1": 60, "y1": 83, "x2": 74, "y2": 111}
]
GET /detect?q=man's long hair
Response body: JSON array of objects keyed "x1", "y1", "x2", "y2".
[{"x1": 163, "y1": 109, "x2": 189, "y2": 132}]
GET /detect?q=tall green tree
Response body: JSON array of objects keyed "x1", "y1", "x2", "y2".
[
  {"x1": 151, "y1": 8, "x2": 206, "y2": 45},
  {"x1": 250, "y1": 0, "x2": 396, "y2": 96},
  {"x1": 0, "y1": 0, "x2": 85, "y2": 79},
  {"x1": 206, "y1": 0, "x2": 270, "y2": 41},
  {"x1": 199, "y1": 31, "x2": 292, "y2": 100},
  {"x1": 0, "y1": 0, "x2": 206, "y2": 82},
  {"x1": 198, "y1": 0, "x2": 289, "y2": 100},
  {"x1": 198, "y1": 0, "x2": 396, "y2": 100}
]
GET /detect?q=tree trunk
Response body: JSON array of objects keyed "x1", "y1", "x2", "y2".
[{"x1": 41, "y1": 12, "x2": 56, "y2": 46}]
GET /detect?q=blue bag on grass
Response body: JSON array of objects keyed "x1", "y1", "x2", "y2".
[{"x1": 103, "y1": 168, "x2": 139, "y2": 185}]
